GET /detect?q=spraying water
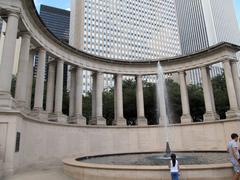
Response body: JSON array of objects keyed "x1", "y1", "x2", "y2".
[{"x1": 156, "y1": 62, "x2": 171, "y2": 156}]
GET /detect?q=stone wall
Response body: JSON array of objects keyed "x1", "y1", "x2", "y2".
[{"x1": 0, "y1": 112, "x2": 239, "y2": 175}]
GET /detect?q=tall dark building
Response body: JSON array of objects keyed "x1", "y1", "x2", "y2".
[
  {"x1": 35, "y1": 5, "x2": 70, "y2": 87},
  {"x1": 40, "y1": 5, "x2": 70, "y2": 42}
]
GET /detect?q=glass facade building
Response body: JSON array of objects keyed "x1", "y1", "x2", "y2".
[
  {"x1": 82, "y1": 0, "x2": 181, "y2": 60},
  {"x1": 70, "y1": 0, "x2": 181, "y2": 93},
  {"x1": 174, "y1": 0, "x2": 240, "y2": 84},
  {"x1": 38, "y1": 5, "x2": 70, "y2": 86},
  {"x1": 40, "y1": 5, "x2": 70, "y2": 43}
]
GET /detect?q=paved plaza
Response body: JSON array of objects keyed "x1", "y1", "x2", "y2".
[{"x1": 3, "y1": 167, "x2": 73, "y2": 180}]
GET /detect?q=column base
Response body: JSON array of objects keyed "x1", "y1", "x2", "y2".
[
  {"x1": 31, "y1": 108, "x2": 48, "y2": 120},
  {"x1": 136, "y1": 116, "x2": 147, "y2": 126},
  {"x1": 159, "y1": 117, "x2": 169, "y2": 126},
  {"x1": 0, "y1": 92, "x2": 16, "y2": 109},
  {"x1": 15, "y1": 100, "x2": 28, "y2": 112},
  {"x1": 181, "y1": 114, "x2": 193, "y2": 124},
  {"x1": 203, "y1": 112, "x2": 220, "y2": 121},
  {"x1": 113, "y1": 117, "x2": 127, "y2": 126},
  {"x1": 226, "y1": 110, "x2": 240, "y2": 119},
  {"x1": 49, "y1": 113, "x2": 68, "y2": 123},
  {"x1": 89, "y1": 116, "x2": 106, "y2": 125},
  {"x1": 68, "y1": 114, "x2": 86, "y2": 125}
]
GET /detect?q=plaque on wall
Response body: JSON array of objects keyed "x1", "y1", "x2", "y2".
[{"x1": 15, "y1": 132, "x2": 20, "y2": 152}]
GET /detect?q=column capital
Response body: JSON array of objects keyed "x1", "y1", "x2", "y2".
[
  {"x1": 36, "y1": 47, "x2": 46, "y2": 53},
  {"x1": 18, "y1": 31, "x2": 31, "y2": 39},
  {"x1": 200, "y1": 65, "x2": 211, "y2": 73},
  {"x1": 8, "y1": 11, "x2": 20, "y2": 19},
  {"x1": 178, "y1": 70, "x2": 186, "y2": 76},
  {"x1": 69, "y1": 66, "x2": 77, "y2": 72},
  {"x1": 222, "y1": 58, "x2": 236, "y2": 64},
  {"x1": 135, "y1": 74, "x2": 143, "y2": 81},
  {"x1": 56, "y1": 58, "x2": 64, "y2": 64},
  {"x1": 230, "y1": 59, "x2": 239, "y2": 64}
]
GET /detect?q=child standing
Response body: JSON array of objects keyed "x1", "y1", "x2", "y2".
[{"x1": 169, "y1": 153, "x2": 180, "y2": 180}]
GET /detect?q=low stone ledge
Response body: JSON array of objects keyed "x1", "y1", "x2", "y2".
[{"x1": 63, "y1": 157, "x2": 233, "y2": 180}]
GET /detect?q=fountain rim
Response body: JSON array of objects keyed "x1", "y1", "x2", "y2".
[{"x1": 63, "y1": 151, "x2": 231, "y2": 171}]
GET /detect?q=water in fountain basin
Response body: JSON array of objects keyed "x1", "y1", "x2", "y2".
[{"x1": 156, "y1": 62, "x2": 171, "y2": 156}]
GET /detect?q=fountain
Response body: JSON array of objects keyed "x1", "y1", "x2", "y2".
[
  {"x1": 156, "y1": 61, "x2": 171, "y2": 157},
  {"x1": 64, "y1": 62, "x2": 231, "y2": 180}
]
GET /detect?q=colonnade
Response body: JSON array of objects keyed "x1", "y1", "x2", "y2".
[{"x1": 0, "y1": 11, "x2": 240, "y2": 126}]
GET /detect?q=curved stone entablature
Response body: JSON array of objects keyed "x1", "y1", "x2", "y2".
[{"x1": 0, "y1": 0, "x2": 239, "y2": 75}]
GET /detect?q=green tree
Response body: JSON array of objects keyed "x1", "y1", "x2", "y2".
[
  {"x1": 82, "y1": 92, "x2": 92, "y2": 123},
  {"x1": 123, "y1": 79, "x2": 137, "y2": 125},
  {"x1": 143, "y1": 81, "x2": 157, "y2": 125},
  {"x1": 165, "y1": 79, "x2": 182, "y2": 123},
  {"x1": 212, "y1": 74, "x2": 229, "y2": 119},
  {"x1": 188, "y1": 84, "x2": 205, "y2": 121},
  {"x1": 103, "y1": 88, "x2": 114, "y2": 125}
]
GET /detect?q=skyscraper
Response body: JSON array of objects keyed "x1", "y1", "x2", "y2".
[
  {"x1": 175, "y1": 0, "x2": 240, "y2": 55},
  {"x1": 39, "y1": 5, "x2": 70, "y2": 86},
  {"x1": 40, "y1": 5, "x2": 70, "y2": 43},
  {"x1": 175, "y1": 0, "x2": 240, "y2": 84},
  {"x1": 70, "y1": 0, "x2": 181, "y2": 93},
  {"x1": 71, "y1": 0, "x2": 181, "y2": 60}
]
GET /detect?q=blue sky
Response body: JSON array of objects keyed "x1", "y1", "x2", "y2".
[
  {"x1": 34, "y1": 0, "x2": 70, "y2": 11},
  {"x1": 234, "y1": 0, "x2": 240, "y2": 28},
  {"x1": 34, "y1": 0, "x2": 240, "y2": 28}
]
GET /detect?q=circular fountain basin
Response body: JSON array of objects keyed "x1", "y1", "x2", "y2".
[{"x1": 63, "y1": 152, "x2": 233, "y2": 180}]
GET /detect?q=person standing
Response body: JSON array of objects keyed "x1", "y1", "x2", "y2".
[
  {"x1": 169, "y1": 153, "x2": 180, "y2": 180},
  {"x1": 227, "y1": 133, "x2": 240, "y2": 180}
]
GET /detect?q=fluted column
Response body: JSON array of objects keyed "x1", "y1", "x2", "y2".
[
  {"x1": 15, "y1": 32, "x2": 31, "y2": 108},
  {"x1": 75, "y1": 67, "x2": 86, "y2": 124},
  {"x1": 89, "y1": 72, "x2": 97, "y2": 125},
  {"x1": 136, "y1": 75, "x2": 147, "y2": 125},
  {"x1": 114, "y1": 74, "x2": 126, "y2": 125},
  {"x1": 231, "y1": 61, "x2": 240, "y2": 108},
  {"x1": 54, "y1": 60, "x2": 64, "y2": 114},
  {"x1": 179, "y1": 71, "x2": 192, "y2": 123},
  {"x1": 69, "y1": 67, "x2": 76, "y2": 118},
  {"x1": 96, "y1": 72, "x2": 106, "y2": 125},
  {"x1": 33, "y1": 48, "x2": 46, "y2": 111},
  {"x1": 26, "y1": 50, "x2": 34, "y2": 109},
  {"x1": 223, "y1": 60, "x2": 240, "y2": 118},
  {"x1": 46, "y1": 61, "x2": 56, "y2": 113},
  {"x1": 201, "y1": 66, "x2": 219, "y2": 121},
  {"x1": 0, "y1": 12, "x2": 19, "y2": 108},
  {"x1": 90, "y1": 72, "x2": 106, "y2": 125}
]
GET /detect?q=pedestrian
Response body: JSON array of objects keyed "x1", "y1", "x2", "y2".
[
  {"x1": 227, "y1": 133, "x2": 240, "y2": 180},
  {"x1": 169, "y1": 153, "x2": 180, "y2": 180}
]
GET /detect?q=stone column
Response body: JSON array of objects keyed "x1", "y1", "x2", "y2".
[
  {"x1": 54, "y1": 60, "x2": 64, "y2": 114},
  {"x1": 90, "y1": 72, "x2": 106, "y2": 125},
  {"x1": 179, "y1": 71, "x2": 192, "y2": 123},
  {"x1": 231, "y1": 61, "x2": 240, "y2": 108},
  {"x1": 208, "y1": 69, "x2": 217, "y2": 113},
  {"x1": 46, "y1": 61, "x2": 56, "y2": 113},
  {"x1": 201, "y1": 66, "x2": 219, "y2": 121},
  {"x1": 69, "y1": 67, "x2": 76, "y2": 118},
  {"x1": 26, "y1": 50, "x2": 34, "y2": 109},
  {"x1": 52, "y1": 59, "x2": 67, "y2": 123},
  {"x1": 75, "y1": 67, "x2": 86, "y2": 124},
  {"x1": 0, "y1": 12, "x2": 19, "y2": 108},
  {"x1": 33, "y1": 48, "x2": 46, "y2": 111},
  {"x1": 136, "y1": 75, "x2": 147, "y2": 125},
  {"x1": 113, "y1": 74, "x2": 126, "y2": 125},
  {"x1": 96, "y1": 72, "x2": 106, "y2": 125},
  {"x1": 89, "y1": 72, "x2": 97, "y2": 125},
  {"x1": 15, "y1": 32, "x2": 31, "y2": 109},
  {"x1": 223, "y1": 60, "x2": 240, "y2": 118}
]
